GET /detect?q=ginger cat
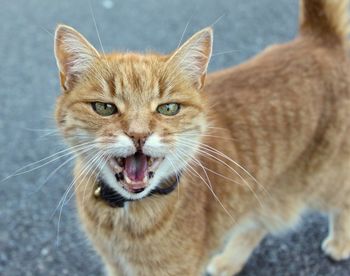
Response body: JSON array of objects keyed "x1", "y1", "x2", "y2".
[{"x1": 53, "y1": 0, "x2": 350, "y2": 275}]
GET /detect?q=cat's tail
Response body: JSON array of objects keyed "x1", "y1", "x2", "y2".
[{"x1": 299, "y1": 0, "x2": 350, "y2": 45}]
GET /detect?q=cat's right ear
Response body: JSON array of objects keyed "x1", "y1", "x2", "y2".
[
  {"x1": 166, "y1": 27, "x2": 213, "y2": 90},
  {"x1": 54, "y1": 24, "x2": 100, "y2": 92}
]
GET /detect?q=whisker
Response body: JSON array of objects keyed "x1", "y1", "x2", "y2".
[
  {"x1": 164, "y1": 156, "x2": 181, "y2": 201},
  {"x1": 20, "y1": 127, "x2": 58, "y2": 133},
  {"x1": 64, "y1": 145, "x2": 115, "y2": 204},
  {"x1": 179, "y1": 136, "x2": 269, "y2": 197},
  {"x1": 52, "y1": 149, "x2": 99, "y2": 218},
  {"x1": 55, "y1": 150, "x2": 102, "y2": 246},
  {"x1": 1, "y1": 142, "x2": 96, "y2": 183},
  {"x1": 177, "y1": 148, "x2": 214, "y2": 190},
  {"x1": 88, "y1": 0, "x2": 112, "y2": 72},
  {"x1": 176, "y1": 139, "x2": 265, "y2": 207},
  {"x1": 210, "y1": 13, "x2": 226, "y2": 27},
  {"x1": 212, "y1": 49, "x2": 240, "y2": 57},
  {"x1": 81, "y1": 154, "x2": 109, "y2": 206},
  {"x1": 178, "y1": 133, "x2": 236, "y2": 141},
  {"x1": 63, "y1": 151, "x2": 103, "y2": 207},
  {"x1": 28, "y1": 152, "x2": 80, "y2": 196},
  {"x1": 5, "y1": 141, "x2": 93, "y2": 173},
  {"x1": 190, "y1": 146, "x2": 263, "y2": 206},
  {"x1": 170, "y1": 149, "x2": 236, "y2": 223},
  {"x1": 39, "y1": 25, "x2": 55, "y2": 37},
  {"x1": 207, "y1": 126, "x2": 227, "y2": 130},
  {"x1": 176, "y1": 15, "x2": 193, "y2": 48},
  {"x1": 175, "y1": 145, "x2": 242, "y2": 187}
]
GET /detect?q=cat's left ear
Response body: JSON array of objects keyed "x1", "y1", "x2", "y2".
[
  {"x1": 54, "y1": 24, "x2": 100, "y2": 92},
  {"x1": 166, "y1": 27, "x2": 213, "y2": 90}
]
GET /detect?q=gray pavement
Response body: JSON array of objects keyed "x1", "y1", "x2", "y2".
[{"x1": 1, "y1": 0, "x2": 349, "y2": 275}]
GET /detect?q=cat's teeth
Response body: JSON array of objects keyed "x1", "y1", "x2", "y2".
[
  {"x1": 123, "y1": 173, "x2": 147, "y2": 186},
  {"x1": 149, "y1": 158, "x2": 163, "y2": 171},
  {"x1": 109, "y1": 158, "x2": 123, "y2": 173},
  {"x1": 94, "y1": 186, "x2": 101, "y2": 197},
  {"x1": 117, "y1": 157, "x2": 124, "y2": 166},
  {"x1": 124, "y1": 173, "x2": 132, "y2": 184}
]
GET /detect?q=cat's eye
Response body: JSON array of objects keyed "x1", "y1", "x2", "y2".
[
  {"x1": 92, "y1": 102, "x2": 118, "y2": 116},
  {"x1": 157, "y1": 103, "x2": 180, "y2": 116}
]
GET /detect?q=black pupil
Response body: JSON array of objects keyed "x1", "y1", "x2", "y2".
[{"x1": 92, "y1": 102, "x2": 117, "y2": 115}]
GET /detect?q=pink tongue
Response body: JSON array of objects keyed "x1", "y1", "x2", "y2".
[{"x1": 125, "y1": 152, "x2": 148, "y2": 182}]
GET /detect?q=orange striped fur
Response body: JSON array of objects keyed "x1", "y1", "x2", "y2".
[{"x1": 54, "y1": 0, "x2": 350, "y2": 275}]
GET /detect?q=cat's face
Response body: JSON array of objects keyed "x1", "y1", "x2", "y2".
[{"x1": 54, "y1": 25, "x2": 212, "y2": 199}]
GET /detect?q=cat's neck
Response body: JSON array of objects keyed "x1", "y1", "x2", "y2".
[{"x1": 74, "y1": 160, "x2": 207, "y2": 233}]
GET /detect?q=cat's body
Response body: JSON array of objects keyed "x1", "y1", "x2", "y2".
[{"x1": 54, "y1": 0, "x2": 350, "y2": 275}]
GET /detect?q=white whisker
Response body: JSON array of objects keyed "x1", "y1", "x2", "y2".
[
  {"x1": 178, "y1": 136, "x2": 269, "y2": 196},
  {"x1": 88, "y1": 0, "x2": 111, "y2": 72},
  {"x1": 55, "y1": 150, "x2": 102, "y2": 246},
  {"x1": 210, "y1": 13, "x2": 226, "y2": 27},
  {"x1": 165, "y1": 155, "x2": 182, "y2": 201},
  {"x1": 171, "y1": 149, "x2": 236, "y2": 223},
  {"x1": 1, "y1": 142, "x2": 96, "y2": 183},
  {"x1": 212, "y1": 49, "x2": 240, "y2": 57},
  {"x1": 177, "y1": 15, "x2": 193, "y2": 48},
  {"x1": 176, "y1": 138, "x2": 265, "y2": 207}
]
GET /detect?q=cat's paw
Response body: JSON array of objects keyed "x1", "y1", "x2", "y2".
[
  {"x1": 205, "y1": 255, "x2": 242, "y2": 276},
  {"x1": 322, "y1": 236, "x2": 350, "y2": 261}
]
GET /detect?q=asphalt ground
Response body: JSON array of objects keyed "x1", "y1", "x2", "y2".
[{"x1": 1, "y1": 0, "x2": 350, "y2": 275}]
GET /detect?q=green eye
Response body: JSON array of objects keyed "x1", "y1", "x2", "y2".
[
  {"x1": 157, "y1": 103, "x2": 180, "y2": 116},
  {"x1": 92, "y1": 102, "x2": 118, "y2": 116}
]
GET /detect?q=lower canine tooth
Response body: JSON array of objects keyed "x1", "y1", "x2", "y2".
[
  {"x1": 124, "y1": 174, "x2": 132, "y2": 184},
  {"x1": 115, "y1": 173, "x2": 123, "y2": 181},
  {"x1": 109, "y1": 159, "x2": 122, "y2": 173},
  {"x1": 94, "y1": 186, "x2": 101, "y2": 197}
]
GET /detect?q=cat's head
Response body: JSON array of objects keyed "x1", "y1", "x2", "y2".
[{"x1": 54, "y1": 24, "x2": 212, "y2": 200}]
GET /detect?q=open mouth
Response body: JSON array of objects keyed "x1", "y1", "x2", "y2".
[{"x1": 108, "y1": 151, "x2": 163, "y2": 194}]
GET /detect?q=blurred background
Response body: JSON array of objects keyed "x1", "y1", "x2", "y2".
[{"x1": 1, "y1": 0, "x2": 349, "y2": 275}]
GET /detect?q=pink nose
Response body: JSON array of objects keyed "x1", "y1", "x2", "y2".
[{"x1": 126, "y1": 131, "x2": 150, "y2": 150}]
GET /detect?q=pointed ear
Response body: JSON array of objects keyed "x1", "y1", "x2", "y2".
[
  {"x1": 54, "y1": 24, "x2": 100, "y2": 91},
  {"x1": 167, "y1": 27, "x2": 213, "y2": 90}
]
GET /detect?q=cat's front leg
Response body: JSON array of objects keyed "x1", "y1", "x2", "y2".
[
  {"x1": 104, "y1": 260, "x2": 126, "y2": 276},
  {"x1": 322, "y1": 208, "x2": 350, "y2": 261},
  {"x1": 205, "y1": 221, "x2": 267, "y2": 276}
]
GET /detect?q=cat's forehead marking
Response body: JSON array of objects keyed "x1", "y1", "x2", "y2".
[
  {"x1": 102, "y1": 55, "x2": 163, "y2": 101},
  {"x1": 98, "y1": 77, "x2": 116, "y2": 98}
]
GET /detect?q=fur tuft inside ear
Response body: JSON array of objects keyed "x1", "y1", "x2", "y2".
[
  {"x1": 54, "y1": 24, "x2": 100, "y2": 91},
  {"x1": 167, "y1": 27, "x2": 213, "y2": 90}
]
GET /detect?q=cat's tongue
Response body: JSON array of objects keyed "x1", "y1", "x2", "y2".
[{"x1": 124, "y1": 152, "x2": 148, "y2": 183}]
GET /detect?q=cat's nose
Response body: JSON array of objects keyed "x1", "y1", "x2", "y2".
[{"x1": 126, "y1": 131, "x2": 150, "y2": 150}]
